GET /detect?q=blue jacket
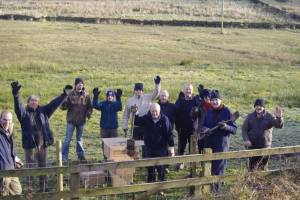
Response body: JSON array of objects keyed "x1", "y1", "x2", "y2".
[
  {"x1": 0, "y1": 126, "x2": 16, "y2": 170},
  {"x1": 93, "y1": 99, "x2": 122, "y2": 129},
  {"x1": 175, "y1": 96, "x2": 199, "y2": 133},
  {"x1": 203, "y1": 105, "x2": 237, "y2": 152},
  {"x1": 13, "y1": 94, "x2": 66, "y2": 149},
  {"x1": 158, "y1": 101, "x2": 177, "y2": 129},
  {"x1": 134, "y1": 112, "x2": 174, "y2": 152}
]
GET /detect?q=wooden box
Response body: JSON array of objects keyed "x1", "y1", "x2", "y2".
[
  {"x1": 81, "y1": 170, "x2": 106, "y2": 189},
  {"x1": 102, "y1": 137, "x2": 144, "y2": 159}
]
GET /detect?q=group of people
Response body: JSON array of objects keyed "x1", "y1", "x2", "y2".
[{"x1": 0, "y1": 75, "x2": 284, "y2": 196}]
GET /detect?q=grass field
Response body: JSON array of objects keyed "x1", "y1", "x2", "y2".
[
  {"x1": 1, "y1": 20, "x2": 300, "y2": 162},
  {"x1": 0, "y1": 0, "x2": 297, "y2": 23}
]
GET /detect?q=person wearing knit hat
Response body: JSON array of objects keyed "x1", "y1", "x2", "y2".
[
  {"x1": 201, "y1": 89, "x2": 237, "y2": 193},
  {"x1": 192, "y1": 85, "x2": 212, "y2": 153},
  {"x1": 242, "y1": 99, "x2": 283, "y2": 171},
  {"x1": 93, "y1": 88, "x2": 122, "y2": 139},
  {"x1": 61, "y1": 77, "x2": 93, "y2": 162},
  {"x1": 122, "y1": 76, "x2": 161, "y2": 141}
]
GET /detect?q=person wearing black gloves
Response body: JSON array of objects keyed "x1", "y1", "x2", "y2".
[
  {"x1": 11, "y1": 81, "x2": 70, "y2": 192},
  {"x1": 93, "y1": 88, "x2": 122, "y2": 138},
  {"x1": 60, "y1": 77, "x2": 93, "y2": 162},
  {"x1": 122, "y1": 76, "x2": 161, "y2": 140}
]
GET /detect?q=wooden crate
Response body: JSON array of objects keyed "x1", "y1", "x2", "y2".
[
  {"x1": 109, "y1": 154, "x2": 135, "y2": 186},
  {"x1": 102, "y1": 137, "x2": 144, "y2": 159},
  {"x1": 81, "y1": 170, "x2": 106, "y2": 189}
]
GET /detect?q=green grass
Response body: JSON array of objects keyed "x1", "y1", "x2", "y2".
[{"x1": 1, "y1": 20, "x2": 300, "y2": 165}]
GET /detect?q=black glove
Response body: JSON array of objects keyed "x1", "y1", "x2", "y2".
[
  {"x1": 115, "y1": 89, "x2": 122, "y2": 101},
  {"x1": 93, "y1": 88, "x2": 100, "y2": 100},
  {"x1": 63, "y1": 85, "x2": 73, "y2": 96},
  {"x1": 154, "y1": 75, "x2": 161, "y2": 84},
  {"x1": 198, "y1": 84, "x2": 204, "y2": 97},
  {"x1": 11, "y1": 81, "x2": 21, "y2": 95},
  {"x1": 178, "y1": 91, "x2": 185, "y2": 100}
]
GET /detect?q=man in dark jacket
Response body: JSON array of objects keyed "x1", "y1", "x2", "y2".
[
  {"x1": 175, "y1": 83, "x2": 199, "y2": 169},
  {"x1": 133, "y1": 103, "x2": 175, "y2": 182},
  {"x1": 202, "y1": 90, "x2": 237, "y2": 193},
  {"x1": 158, "y1": 90, "x2": 176, "y2": 129},
  {"x1": 0, "y1": 110, "x2": 22, "y2": 196},
  {"x1": 93, "y1": 88, "x2": 122, "y2": 138},
  {"x1": 242, "y1": 99, "x2": 283, "y2": 171},
  {"x1": 11, "y1": 81, "x2": 69, "y2": 192},
  {"x1": 61, "y1": 78, "x2": 93, "y2": 162}
]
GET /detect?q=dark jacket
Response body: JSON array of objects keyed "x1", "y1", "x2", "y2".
[
  {"x1": 134, "y1": 112, "x2": 174, "y2": 152},
  {"x1": 175, "y1": 96, "x2": 199, "y2": 133},
  {"x1": 203, "y1": 105, "x2": 237, "y2": 152},
  {"x1": 93, "y1": 99, "x2": 122, "y2": 129},
  {"x1": 242, "y1": 111, "x2": 283, "y2": 148},
  {"x1": 158, "y1": 101, "x2": 176, "y2": 129},
  {"x1": 14, "y1": 94, "x2": 65, "y2": 149},
  {"x1": 0, "y1": 126, "x2": 16, "y2": 170},
  {"x1": 61, "y1": 90, "x2": 93, "y2": 126}
]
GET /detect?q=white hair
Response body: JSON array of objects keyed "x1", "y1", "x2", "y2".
[
  {"x1": 183, "y1": 83, "x2": 193, "y2": 90},
  {"x1": 159, "y1": 90, "x2": 169, "y2": 98},
  {"x1": 150, "y1": 103, "x2": 161, "y2": 112}
]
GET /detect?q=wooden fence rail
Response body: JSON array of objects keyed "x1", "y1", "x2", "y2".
[{"x1": 0, "y1": 145, "x2": 299, "y2": 199}]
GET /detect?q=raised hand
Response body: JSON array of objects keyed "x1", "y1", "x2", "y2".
[
  {"x1": 154, "y1": 75, "x2": 161, "y2": 84},
  {"x1": 63, "y1": 85, "x2": 73, "y2": 96},
  {"x1": 115, "y1": 89, "x2": 123, "y2": 100},
  {"x1": 11, "y1": 81, "x2": 21, "y2": 95},
  {"x1": 93, "y1": 88, "x2": 101, "y2": 99}
]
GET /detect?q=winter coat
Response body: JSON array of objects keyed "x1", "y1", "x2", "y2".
[
  {"x1": 202, "y1": 105, "x2": 237, "y2": 153},
  {"x1": 93, "y1": 99, "x2": 122, "y2": 129},
  {"x1": 158, "y1": 101, "x2": 177, "y2": 129},
  {"x1": 242, "y1": 111, "x2": 283, "y2": 148},
  {"x1": 61, "y1": 90, "x2": 93, "y2": 126},
  {"x1": 175, "y1": 96, "x2": 199, "y2": 133},
  {"x1": 0, "y1": 126, "x2": 16, "y2": 170},
  {"x1": 122, "y1": 84, "x2": 160, "y2": 129},
  {"x1": 13, "y1": 94, "x2": 65, "y2": 149},
  {"x1": 134, "y1": 112, "x2": 174, "y2": 152}
]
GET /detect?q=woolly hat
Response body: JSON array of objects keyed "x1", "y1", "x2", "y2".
[
  {"x1": 200, "y1": 89, "x2": 211, "y2": 99},
  {"x1": 210, "y1": 90, "x2": 221, "y2": 100},
  {"x1": 74, "y1": 77, "x2": 84, "y2": 86},
  {"x1": 254, "y1": 99, "x2": 265, "y2": 108},
  {"x1": 134, "y1": 83, "x2": 143, "y2": 91},
  {"x1": 106, "y1": 90, "x2": 115, "y2": 97}
]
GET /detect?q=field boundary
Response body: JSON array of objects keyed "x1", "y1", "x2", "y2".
[
  {"x1": 251, "y1": 0, "x2": 300, "y2": 21},
  {"x1": 0, "y1": 14, "x2": 300, "y2": 29}
]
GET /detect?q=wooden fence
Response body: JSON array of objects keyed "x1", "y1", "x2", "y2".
[{"x1": 1, "y1": 139, "x2": 300, "y2": 200}]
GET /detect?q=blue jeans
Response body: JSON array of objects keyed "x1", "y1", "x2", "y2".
[{"x1": 62, "y1": 123, "x2": 85, "y2": 161}]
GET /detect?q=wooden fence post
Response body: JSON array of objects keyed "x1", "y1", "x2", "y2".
[
  {"x1": 56, "y1": 140, "x2": 63, "y2": 200},
  {"x1": 189, "y1": 133, "x2": 198, "y2": 196},
  {"x1": 70, "y1": 171, "x2": 80, "y2": 200},
  {"x1": 200, "y1": 148, "x2": 212, "y2": 195}
]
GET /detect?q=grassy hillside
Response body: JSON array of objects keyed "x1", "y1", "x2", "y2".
[
  {"x1": 262, "y1": 0, "x2": 300, "y2": 15},
  {"x1": 0, "y1": 0, "x2": 297, "y2": 23},
  {"x1": 0, "y1": 20, "x2": 300, "y2": 162}
]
